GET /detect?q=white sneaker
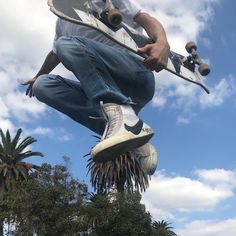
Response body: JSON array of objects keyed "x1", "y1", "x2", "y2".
[
  {"x1": 91, "y1": 103, "x2": 154, "y2": 163},
  {"x1": 132, "y1": 143, "x2": 158, "y2": 175}
]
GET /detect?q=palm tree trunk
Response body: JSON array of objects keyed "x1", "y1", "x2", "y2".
[
  {"x1": 117, "y1": 182, "x2": 124, "y2": 192},
  {"x1": 117, "y1": 176, "x2": 126, "y2": 193}
]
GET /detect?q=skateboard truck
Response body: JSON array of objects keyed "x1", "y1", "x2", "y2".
[
  {"x1": 184, "y1": 41, "x2": 211, "y2": 76},
  {"x1": 100, "y1": 0, "x2": 123, "y2": 28}
]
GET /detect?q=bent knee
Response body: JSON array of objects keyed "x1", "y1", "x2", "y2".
[
  {"x1": 54, "y1": 36, "x2": 69, "y2": 54},
  {"x1": 32, "y1": 75, "x2": 50, "y2": 100},
  {"x1": 54, "y1": 36, "x2": 86, "y2": 58}
]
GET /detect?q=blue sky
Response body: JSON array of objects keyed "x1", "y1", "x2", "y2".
[{"x1": 0, "y1": 0, "x2": 236, "y2": 235}]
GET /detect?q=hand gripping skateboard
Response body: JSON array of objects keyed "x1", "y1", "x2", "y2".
[{"x1": 48, "y1": 0, "x2": 211, "y2": 94}]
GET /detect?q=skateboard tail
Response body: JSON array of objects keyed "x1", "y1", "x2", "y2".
[{"x1": 166, "y1": 60, "x2": 210, "y2": 94}]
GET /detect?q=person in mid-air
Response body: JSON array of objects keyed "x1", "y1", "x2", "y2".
[{"x1": 23, "y1": 0, "x2": 169, "y2": 171}]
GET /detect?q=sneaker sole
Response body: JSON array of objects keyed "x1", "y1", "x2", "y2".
[{"x1": 91, "y1": 133, "x2": 154, "y2": 163}]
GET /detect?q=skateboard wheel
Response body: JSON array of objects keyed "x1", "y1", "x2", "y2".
[
  {"x1": 107, "y1": 9, "x2": 122, "y2": 27},
  {"x1": 185, "y1": 41, "x2": 197, "y2": 53},
  {"x1": 198, "y1": 63, "x2": 210, "y2": 76}
]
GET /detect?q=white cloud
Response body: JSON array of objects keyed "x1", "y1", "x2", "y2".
[
  {"x1": 30, "y1": 127, "x2": 53, "y2": 136},
  {"x1": 0, "y1": 98, "x2": 10, "y2": 119},
  {"x1": 0, "y1": 0, "x2": 56, "y2": 130},
  {"x1": 0, "y1": 0, "x2": 55, "y2": 64},
  {"x1": 5, "y1": 92, "x2": 46, "y2": 122},
  {"x1": 177, "y1": 116, "x2": 190, "y2": 125},
  {"x1": 0, "y1": 119, "x2": 15, "y2": 133},
  {"x1": 138, "y1": 0, "x2": 220, "y2": 52},
  {"x1": 220, "y1": 36, "x2": 228, "y2": 48},
  {"x1": 0, "y1": 70, "x2": 17, "y2": 94},
  {"x1": 27, "y1": 126, "x2": 73, "y2": 142},
  {"x1": 196, "y1": 169, "x2": 236, "y2": 187},
  {"x1": 200, "y1": 76, "x2": 235, "y2": 108},
  {"x1": 151, "y1": 72, "x2": 235, "y2": 125},
  {"x1": 151, "y1": 71, "x2": 199, "y2": 110},
  {"x1": 177, "y1": 218, "x2": 236, "y2": 236},
  {"x1": 142, "y1": 169, "x2": 236, "y2": 220}
]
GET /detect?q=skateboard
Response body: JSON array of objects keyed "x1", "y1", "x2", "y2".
[{"x1": 48, "y1": 0, "x2": 210, "y2": 94}]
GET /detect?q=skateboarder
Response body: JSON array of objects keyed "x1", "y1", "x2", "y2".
[{"x1": 23, "y1": 0, "x2": 170, "y2": 163}]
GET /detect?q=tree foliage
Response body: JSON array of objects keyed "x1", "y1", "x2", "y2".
[
  {"x1": 0, "y1": 128, "x2": 43, "y2": 194},
  {"x1": 11, "y1": 163, "x2": 88, "y2": 236},
  {"x1": 85, "y1": 191, "x2": 153, "y2": 236},
  {"x1": 0, "y1": 161, "x2": 178, "y2": 236},
  {"x1": 0, "y1": 128, "x2": 43, "y2": 236},
  {"x1": 151, "y1": 220, "x2": 177, "y2": 236}
]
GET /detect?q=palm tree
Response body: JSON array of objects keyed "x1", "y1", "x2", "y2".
[
  {"x1": 0, "y1": 128, "x2": 43, "y2": 194},
  {"x1": 85, "y1": 192, "x2": 111, "y2": 229},
  {"x1": 0, "y1": 128, "x2": 43, "y2": 236},
  {"x1": 87, "y1": 150, "x2": 150, "y2": 193},
  {"x1": 152, "y1": 220, "x2": 177, "y2": 236}
]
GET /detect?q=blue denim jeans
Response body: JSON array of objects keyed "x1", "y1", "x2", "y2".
[{"x1": 33, "y1": 36, "x2": 155, "y2": 135}]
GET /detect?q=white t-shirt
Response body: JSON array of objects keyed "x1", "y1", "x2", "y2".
[{"x1": 53, "y1": 0, "x2": 142, "y2": 53}]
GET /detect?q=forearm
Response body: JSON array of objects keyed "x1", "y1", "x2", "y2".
[
  {"x1": 135, "y1": 12, "x2": 169, "y2": 46},
  {"x1": 134, "y1": 12, "x2": 170, "y2": 72},
  {"x1": 35, "y1": 50, "x2": 60, "y2": 77}
]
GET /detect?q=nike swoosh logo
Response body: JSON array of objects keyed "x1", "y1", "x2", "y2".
[{"x1": 124, "y1": 119, "x2": 143, "y2": 135}]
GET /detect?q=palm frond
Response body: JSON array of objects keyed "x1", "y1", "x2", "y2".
[
  {"x1": 87, "y1": 151, "x2": 149, "y2": 193},
  {"x1": 11, "y1": 128, "x2": 22, "y2": 150},
  {"x1": 152, "y1": 220, "x2": 177, "y2": 236},
  {"x1": 0, "y1": 129, "x2": 14, "y2": 156},
  {"x1": 17, "y1": 162, "x2": 41, "y2": 170},
  {"x1": 15, "y1": 136, "x2": 37, "y2": 153},
  {"x1": 85, "y1": 192, "x2": 111, "y2": 227},
  {"x1": 0, "y1": 129, "x2": 6, "y2": 147},
  {"x1": 2, "y1": 166, "x2": 8, "y2": 177},
  {"x1": 16, "y1": 165, "x2": 28, "y2": 181},
  {"x1": 0, "y1": 141, "x2": 3, "y2": 154},
  {"x1": 12, "y1": 167, "x2": 20, "y2": 181},
  {"x1": 5, "y1": 130, "x2": 11, "y2": 152},
  {"x1": 0, "y1": 129, "x2": 8, "y2": 157},
  {"x1": 17, "y1": 151, "x2": 44, "y2": 162}
]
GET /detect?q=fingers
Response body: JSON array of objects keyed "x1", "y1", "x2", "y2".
[
  {"x1": 25, "y1": 85, "x2": 33, "y2": 97},
  {"x1": 21, "y1": 79, "x2": 35, "y2": 97},
  {"x1": 143, "y1": 56, "x2": 164, "y2": 72},
  {"x1": 21, "y1": 81, "x2": 30, "y2": 86},
  {"x1": 137, "y1": 45, "x2": 152, "y2": 56},
  {"x1": 138, "y1": 44, "x2": 168, "y2": 72}
]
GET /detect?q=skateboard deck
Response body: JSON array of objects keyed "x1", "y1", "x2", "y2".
[{"x1": 48, "y1": 0, "x2": 210, "y2": 94}]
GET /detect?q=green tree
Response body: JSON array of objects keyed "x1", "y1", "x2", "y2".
[
  {"x1": 0, "y1": 128, "x2": 43, "y2": 236},
  {"x1": 0, "y1": 128, "x2": 43, "y2": 194},
  {"x1": 14, "y1": 162, "x2": 88, "y2": 236},
  {"x1": 84, "y1": 192, "x2": 112, "y2": 230},
  {"x1": 84, "y1": 192, "x2": 152, "y2": 236},
  {"x1": 151, "y1": 220, "x2": 177, "y2": 236},
  {"x1": 87, "y1": 151, "x2": 149, "y2": 193},
  {"x1": 0, "y1": 158, "x2": 178, "y2": 236}
]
